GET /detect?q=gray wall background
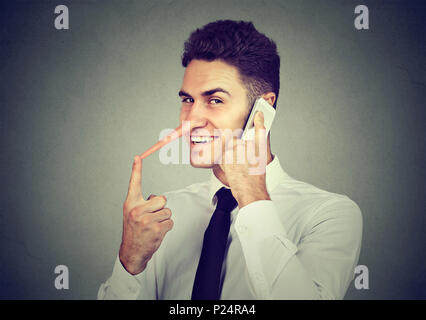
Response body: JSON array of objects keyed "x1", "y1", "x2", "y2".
[{"x1": 1, "y1": 0, "x2": 425, "y2": 299}]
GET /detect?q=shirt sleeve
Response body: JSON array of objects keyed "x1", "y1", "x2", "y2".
[
  {"x1": 235, "y1": 197, "x2": 362, "y2": 299},
  {"x1": 97, "y1": 254, "x2": 157, "y2": 300}
]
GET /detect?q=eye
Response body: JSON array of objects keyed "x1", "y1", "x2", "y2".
[
  {"x1": 209, "y1": 98, "x2": 223, "y2": 105},
  {"x1": 181, "y1": 97, "x2": 194, "y2": 103}
]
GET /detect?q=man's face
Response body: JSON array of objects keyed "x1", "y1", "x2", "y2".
[{"x1": 179, "y1": 59, "x2": 251, "y2": 168}]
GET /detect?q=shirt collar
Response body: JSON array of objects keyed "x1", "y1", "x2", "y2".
[{"x1": 208, "y1": 155, "x2": 290, "y2": 205}]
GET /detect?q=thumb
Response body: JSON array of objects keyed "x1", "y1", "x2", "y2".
[{"x1": 147, "y1": 194, "x2": 157, "y2": 200}]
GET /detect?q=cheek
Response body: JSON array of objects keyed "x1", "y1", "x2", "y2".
[
  {"x1": 179, "y1": 107, "x2": 190, "y2": 122},
  {"x1": 212, "y1": 110, "x2": 247, "y2": 131}
]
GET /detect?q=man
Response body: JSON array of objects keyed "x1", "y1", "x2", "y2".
[{"x1": 98, "y1": 20, "x2": 362, "y2": 299}]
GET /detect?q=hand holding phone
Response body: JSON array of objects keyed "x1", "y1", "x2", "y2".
[{"x1": 240, "y1": 98, "x2": 276, "y2": 140}]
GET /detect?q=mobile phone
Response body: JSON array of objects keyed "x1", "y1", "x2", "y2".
[{"x1": 240, "y1": 97, "x2": 276, "y2": 140}]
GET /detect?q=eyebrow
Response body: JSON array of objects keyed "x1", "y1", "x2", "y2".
[{"x1": 178, "y1": 88, "x2": 231, "y2": 98}]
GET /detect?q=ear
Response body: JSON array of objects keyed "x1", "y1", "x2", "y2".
[{"x1": 262, "y1": 92, "x2": 276, "y2": 107}]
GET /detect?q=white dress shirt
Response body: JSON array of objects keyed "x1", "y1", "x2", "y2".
[{"x1": 98, "y1": 155, "x2": 362, "y2": 300}]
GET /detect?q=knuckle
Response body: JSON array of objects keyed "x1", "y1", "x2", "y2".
[
  {"x1": 162, "y1": 219, "x2": 173, "y2": 232},
  {"x1": 149, "y1": 196, "x2": 166, "y2": 209},
  {"x1": 129, "y1": 208, "x2": 139, "y2": 220},
  {"x1": 139, "y1": 215, "x2": 152, "y2": 227},
  {"x1": 162, "y1": 208, "x2": 172, "y2": 217},
  {"x1": 158, "y1": 196, "x2": 167, "y2": 207},
  {"x1": 147, "y1": 194, "x2": 156, "y2": 200},
  {"x1": 152, "y1": 224, "x2": 161, "y2": 235},
  {"x1": 168, "y1": 219, "x2": 174, "y2": 230}
]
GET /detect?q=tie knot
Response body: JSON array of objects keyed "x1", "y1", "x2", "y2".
[{"x1": 215, "y1": 187, "x2": 238, "y2": 212}]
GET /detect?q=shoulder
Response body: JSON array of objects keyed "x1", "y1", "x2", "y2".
[
  {"x1": 272, "y1": 177, "x2": 362, "y2": 231},
  {"x1": 271, "y1": 177, "x2": 363, "y2": 258}
]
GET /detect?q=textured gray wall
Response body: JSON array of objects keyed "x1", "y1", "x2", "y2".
[{"x1": 1, "y1": 0, "x2": 425, "y2": 299}]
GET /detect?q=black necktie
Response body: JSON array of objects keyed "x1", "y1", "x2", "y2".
[{"x1": 191, "y1": 187, "x2": 238, "y2": 300}]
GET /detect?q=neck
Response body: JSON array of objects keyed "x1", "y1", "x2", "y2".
[{"x1": 212, "y1": 136, "x2": 274, "y2": 186}]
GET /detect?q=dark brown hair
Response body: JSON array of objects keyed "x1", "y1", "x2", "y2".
[{"x1": 182, "y1": 20, "x2": 280, "y2": 108}]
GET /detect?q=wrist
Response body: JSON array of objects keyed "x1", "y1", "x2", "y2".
[
  {"x1": 235, "y1": 188, "x2": 270, "y2": 208},
  {"x1": 119, "y1": 250, "x2": 148, "y2": 275}
]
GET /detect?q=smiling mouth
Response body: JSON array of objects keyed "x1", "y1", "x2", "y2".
[{"x1": 190, "y1": 136, "x2": 220, "y2": 144}]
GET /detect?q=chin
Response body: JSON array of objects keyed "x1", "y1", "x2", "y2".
[
  {"x1": 189, "y1": 139, "x2": 222, "y2": 168},
  {"x1": 189, "y1": 157, "x2": 215, "y2": 168}
]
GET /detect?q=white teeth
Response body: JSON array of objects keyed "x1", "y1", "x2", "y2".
[{"x1": 191, "y1": 136, "x2": 214, "y2": 143}]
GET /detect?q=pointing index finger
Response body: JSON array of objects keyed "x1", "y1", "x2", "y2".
[{"x1": 127, "y1": 155, "x2": 144, "y2": 201}]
